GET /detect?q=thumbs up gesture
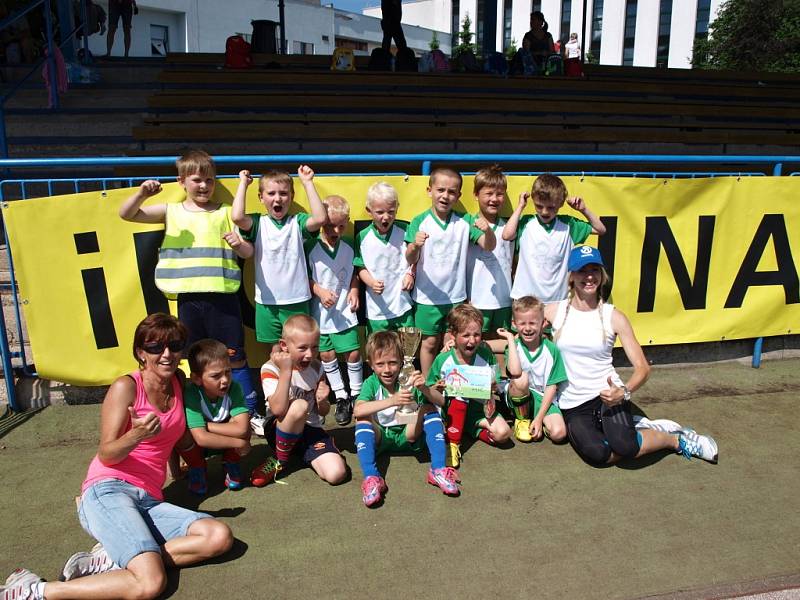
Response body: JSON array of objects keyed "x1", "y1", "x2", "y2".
[{"x1": 599, "y1": 376, "x2": 623, "y2": 406}]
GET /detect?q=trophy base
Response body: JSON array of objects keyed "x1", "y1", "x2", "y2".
[{"x1": 394, "y1": 409, "x2": 419, "y2": 425}]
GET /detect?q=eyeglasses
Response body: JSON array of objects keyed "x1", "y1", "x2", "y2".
[{"x1": 142, "y1": 340, "x2": 185, "y2": 355}]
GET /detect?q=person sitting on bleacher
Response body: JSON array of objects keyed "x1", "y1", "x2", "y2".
[{"x1": 522, "y1": 11, "x2": 554, "y2": 70}]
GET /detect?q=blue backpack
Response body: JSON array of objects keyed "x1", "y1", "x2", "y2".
[
  {"x1": 510, "y1": 48, "x2": 537, "y2": 76},
  {"x1": 484, "y1": 51, "x2": 509, "y2": 76}
]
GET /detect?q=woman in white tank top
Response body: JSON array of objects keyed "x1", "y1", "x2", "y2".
[{"x1": 543, "y1": 246, "x2": 719, "y2": 466}]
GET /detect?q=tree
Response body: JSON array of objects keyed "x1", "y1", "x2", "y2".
[
  {"x1": 452, "y1": 14, "x2": 476, "y2": 57},
  {"x1": 430, "y1": 31, "x2": 440, "y2": 51},
  {"x1": 692, "y1": 0, "x2": 800, "y2": 73},
  {"x1": 504, "y1": 37, "x2": 517, "y2": 60}
]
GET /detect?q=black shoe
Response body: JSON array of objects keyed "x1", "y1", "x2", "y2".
[{"x1": 335, "y1": 396, "x2": 352, "y2": 426}]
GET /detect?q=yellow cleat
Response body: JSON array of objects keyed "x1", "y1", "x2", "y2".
[
  {"x1": 446, "y1": 442, "x2": 462, "y2": 468},
  {"x1": 514, "y1": 419, "x2": 533, "y2": 442}
]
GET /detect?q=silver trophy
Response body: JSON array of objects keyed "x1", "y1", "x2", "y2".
[{"x1": 395, "y1": 326, "x2": 422, "y2": 424}]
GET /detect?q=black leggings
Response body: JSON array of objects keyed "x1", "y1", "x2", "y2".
[{"x1": 561, "y1": 396, "x2": 639, "y2": 466}]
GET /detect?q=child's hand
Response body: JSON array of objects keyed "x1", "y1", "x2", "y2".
[
  {"x1": 316, "y1": 394, "x2": 331, "y2": 417},
  {"x1": 517, "y1": 191, "x2": 529, "y2": 210},
  {"x1": 473, "y1": 216, "x2": 491, "y2": 233},
  {"x1": 317, "y1": 287, "x2": 337, "y2": 309},
  {"x1": 297, "y1": 165, "x2": 315, "y2": 182},
  {"x1": 316, "y1": 379, "x2": 331, "y2": 404},
  {"x1": 347, "y1": 287, "x2": 359, "y2": 312},
  {"x1": 433, "y1": 379, "x2": 446, "y2": 393},
  {"x1": 529, "y1": 418, "x2": 544, "y2": 441},
  {"x1": 408, "y1": 370, "x2": 426, "y2": 390},
  {"x1": 128, "y1": 407, "x2": 161, "y2": 440},
  {"x1": 414, "y1": 231, "x2": 429, "y2": 247},
  {"x1": 273, "y1": 351, "x2": 293, "y2": 372},
  {"x1": 222, "y1": 230, "x2": 244, "y2": 249},
  {"x1": 495, "y1": 327, "x2": 516, "y2": 342},
  {"x1": 441, "y1": 334, "x2": 455, "y2": 352},
  {"x1": 566, "y1": 196, "x2": 586, "y2": 213},
  {"x1": 391, "y1": 388, "x2": 416, "y2": 407},
  {"x1": 238, "y1": 170, "x2": 253, "y2": 186},
  {"x1": 139, "y1": 179, "x2": 162, "y2": 198},
  {"x1": 370, "y1": 279, "x2": 385, "y2": 295},
  {"x1": 401, "y1": 273, "x2": 414, "y2": 291}
]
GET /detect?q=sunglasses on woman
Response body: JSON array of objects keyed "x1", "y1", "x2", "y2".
[{"x1": 142, "y1": 339, "x2": 185, "y2": 355}]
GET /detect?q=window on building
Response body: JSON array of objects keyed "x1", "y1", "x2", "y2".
[
  {"x1": 476, "y1": 0, "x2": 484, "y2": 55},
  {"x1": 590, "y1": 0, "x2": 603, "y2": 60},
  {"x1": 503, "y1": 0, "x2": 513, "y2": 51},
  {"x1": 695, "y1": 0, "x2": 711, "y2": 41},
  {"x1": 531, "y1": 0, "x2": 541, "y2": 12},
  {"x1": 452, "y1": 0, "x2": 460, "y2": 48},
  {"x1": 150, "y1": 24, "x2": 168, "y2": 56},
  {"x1": 657, "y1": 0, "x2": 673, "y2": 66},
  {"x1": 293, "y1": 41, "x2": 315, "y2": 54},
  {"x1": 559, "y1": 0, "x2": 572, "y2": 45},
  {"x1": 622, "y1": 0, "x2": 637, "y2": 65}
]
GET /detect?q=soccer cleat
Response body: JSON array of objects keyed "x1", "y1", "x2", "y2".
[
  {"x1": 335, "y1": 396, "x2": 353, "y2": 426},
  {"x1": 361, "y1": 475, "x2": 387, "y2": 507},
  {"x1": 187, "y1": 467, "x2": 207, "y2": 496},
  {"x1": 250, "y1": 413, "x2": 267, "y2": 437},
  {"x1": 678, "y1": 429, "x2": 719, "y2": 464},
  {"x1": 442, "y1": 466, "x2": 461, "y2": 484},
  {"x1": 250, "y1": 457, "x2": 282, "y2": 487},
  {"x1": 1, "y1": 568, "x2": 44, "y2": 600},
  {"x1": 633, "y1": 416, "x2": 684, "y2": 434},
  {"x1": 514, "y1": 419, "x2": 533, "y2": 442},
  {"x1": 427, "y1": 468, "x2": 460, "y2": 496},
  {"x1": 445, "y1": 442, "x2": 461, "y2": 468},
  {"x1": 59, "y1": 543, "x2": 119, "y2": 581},
  {"x1": 223, "y1": 462, "x2": 243, "y2": 491}
]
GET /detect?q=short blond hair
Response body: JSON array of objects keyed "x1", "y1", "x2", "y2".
[
  {"x1": 447, "y1": 304, "x2": 483, "y2": 334},
  {"x1": 258, "y1": 170, "x2": 294, "y2": 197},
  {"x1": 366, "y1": 181, "x2": 399, "y2": 209},
  {"x1": 532, "y1": 173, "x2": 567, "y2": 204},
  {"x1": 365, "y1": 331, "x2": 403, "y2": 363},
  {"x1": 281, "y1": 314, "x2": 319, "y2": 341},
  {"x1": 176, "y1": 150, "x2": 216, "y2": 179},
  {"x1": 512, "y1": 296, "x2": 544, "y2": 317},
  {"x1": 428, "y1": 167, "x2": 462, "y2": 188},
  {"x1": 473, "y1": 164, "x2": 507, "y2": 195},
  {"x1": 323, "y1": 195, "x2": 350, "y2": 220}
]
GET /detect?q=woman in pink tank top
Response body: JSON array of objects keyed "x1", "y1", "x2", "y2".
[{"x1": 2, "y1": 314, "x2": 233, "y2": 600}]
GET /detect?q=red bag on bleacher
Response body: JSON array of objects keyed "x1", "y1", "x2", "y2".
[{"x1": 225, "y1": 35, "x2": 253, "y2": 69}]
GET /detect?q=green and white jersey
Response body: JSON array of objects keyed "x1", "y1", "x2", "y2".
[
  {"x1": 357, "y1": 373, "x2": 425, "y2": 428},
  {"x1": 354, "y1": 223, "x2": 413, "y2": 321},
  {"x1": 505, "y1": 338, "x2": 568, "y2": 402},
  {"x1": 425, "y1": 346, "x2": 500, "y2": 401},
  {"x1": 184, "y1": 381, "x2": 248, "y2": 429},
  {"x1": 244, "y1": 213, "x2": 312, "y2": 305},
  {"x1": 306, "y1": 237, "x2": 359, "y2": 334},
  {"x1": 404, "y1": 209, "x2": 484, "y2": 305},
  {"x1": 466, "y1": 216, "x2": 513, "y2": 310},
  {"x1": 510, "y1": 214, "x2": 592, "y2": 303}
]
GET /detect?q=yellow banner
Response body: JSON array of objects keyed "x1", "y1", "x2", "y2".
[{"x1": 3, "y1": 175, "x2": 799, "y2": 385}]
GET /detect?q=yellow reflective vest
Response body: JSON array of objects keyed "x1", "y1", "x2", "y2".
[{"x1": 154, "y1": 203, "x2": 241, "y2": 297}]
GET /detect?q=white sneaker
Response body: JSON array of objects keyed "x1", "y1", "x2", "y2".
[
  {"x1": 2, "y1": 568, "x2": 44, "y2": 600},
  {"x1": 678, "y1": 428, "x2": 719, "y2": 463},
  {"x1": 250, "y1": 413, "x2": 266, "y2": 437},
  {"x1": 634, "y1": 416, "x2": 684, "y2": 434},
  {"x1": 59, "y1": 543, "x2": 120, "y2": 581}
]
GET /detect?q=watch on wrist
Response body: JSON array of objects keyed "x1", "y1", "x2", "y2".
[{"x1": 621, "y1": 384, "x2": 631, "y2": 402}]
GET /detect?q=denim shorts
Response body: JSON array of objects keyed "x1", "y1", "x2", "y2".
[{"x1": 78, "y1": 479, "x2": 211, "y2": 568}]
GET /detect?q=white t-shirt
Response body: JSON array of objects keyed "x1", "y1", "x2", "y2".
[
  {"x1": 247, "y1": 213, "x2": 312, "y2": 305},
  {"x1": 510, "y1": 215, "x2": 592, "y2": 303},
  {"x1": 551, "y1": 299, "x2": 623, "y2": 410},
  {"x1": 467, "y1": 217, "x2": 513, "y2": 310},
  {"x1": 565, "y1": 39, "x2": 581, "y2": 59},
  {"x1": 307, "y1": 237, "x2": 359, "y2": 334},
  {"x1": 507, "y1": 337, "x2": 568, "y2": 402},
  {"x1": 261, "y1": 360, "x2": 325, "y2": 428},
  {"x1": 354, "y1": 223, "x2": 413, "y2": 321},
  {"x1": 405, "y1": 209, "x2": 484, "y2": 305}
]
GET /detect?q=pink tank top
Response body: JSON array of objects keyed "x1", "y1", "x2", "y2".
[{"x1": 82, "y1": 371, "x2": 185, "y2": 501}]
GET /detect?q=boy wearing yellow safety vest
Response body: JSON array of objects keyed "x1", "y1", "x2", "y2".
[{"x1": 119, "y1": 150, "x2": 260, "y2": 417}]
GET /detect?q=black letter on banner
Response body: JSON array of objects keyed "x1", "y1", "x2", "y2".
[
  {"x1": 133, "y1": 231, "x2": 169, "y2": 315},
  {"x1": 637, "y1": 216, "x2": 715, "y2": 312},
  {"x1": 725, "y1": 214, "x2": 800, "y2": 308},
  {"x1": 75, "y1": 232, "x2": 118, "y2": 349}
]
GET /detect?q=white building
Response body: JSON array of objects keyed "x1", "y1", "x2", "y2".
[
  {"x1": 365, "y1": 0, "x2": 724, "y2": 68},
  {"x1": 83, "y1": 0, "x2": 449, "y2": 58}
]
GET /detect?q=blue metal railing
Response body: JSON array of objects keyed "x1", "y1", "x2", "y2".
[
  {"x1": 0, "y1": 0, "x2": 89, "y2": 158},
  {"x1": 2, "y1": 152, "x2": 800, "y2": 411}
]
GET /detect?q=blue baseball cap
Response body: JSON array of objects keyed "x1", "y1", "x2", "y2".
[{"x1": 568, "y1": 246, "x2": 604, "y2": 271}]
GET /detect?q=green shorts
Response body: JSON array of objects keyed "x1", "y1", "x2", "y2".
[
  {"x1": 255, "y1": 301, "x2": 310, "y2": 344},
  {"x1": 414, "y1": 302, "x2": 461, "y2": 336},
  {"x1": 377, "y1": 424, "x2": 425, "y2": 455},
  {"x1": 319, "y1": 326, "x2": 361, "y2": 354},
  {"x1": 509, "y1": 392, "x2": 562, "y2": 419},
  {"x1": 366, "y1": 310, "x2": 414, "y2": 334},
  {"x1": 481, "y1": 306, "x2": 512, "y2": 333}
]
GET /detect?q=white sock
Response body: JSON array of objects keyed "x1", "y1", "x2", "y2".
[
  {"x1": 35, "y1": 582, "x2": 47, "y2": 600},
  {"x1": 347, "y1": 360, "x2": 363, "y2": 395},
  {"x1": 322, "y1": 359, "x2": 348, "y2": 400}
]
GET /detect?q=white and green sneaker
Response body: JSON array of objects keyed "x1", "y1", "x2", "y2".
[
  {"x1": 59, "y1": 543, "x2": 120, "y2": 581},
  {"x1": 678, "y1": 428, "x2": 719, "y2": 463}
]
